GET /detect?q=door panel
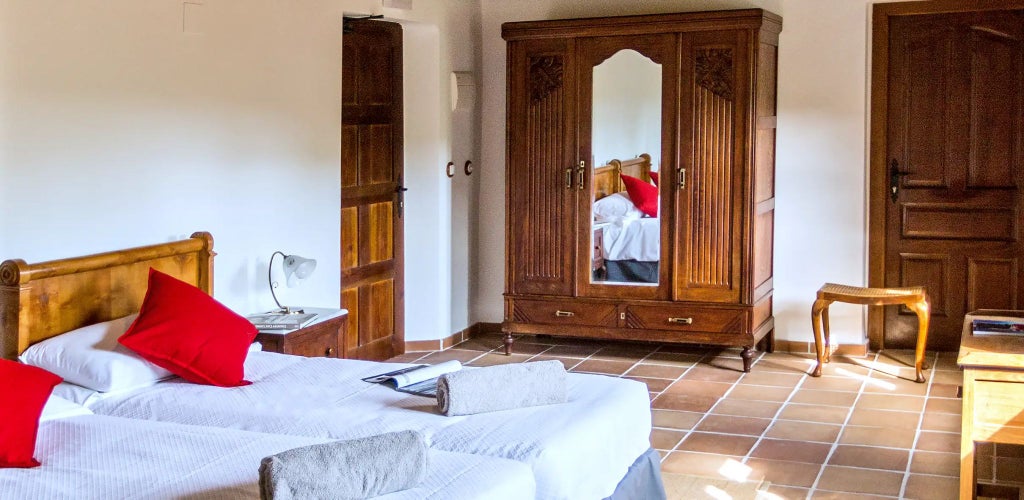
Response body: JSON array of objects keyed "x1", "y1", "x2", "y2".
[
  {"x1": 506, "y1": 38, "x2": 577, "y2": 297},
  {"x1": 341, "y1": 20, "x2": 404, "y2": 360},
  {"x1": 885, "y1": 11, "x2": 1024, "y2": 351},
  {"x1": 575, "y1": 33, "x2": 677, "y2": 301},
  {"x1": 675, "y1": 30, "x2": 748, "y2": 304}
]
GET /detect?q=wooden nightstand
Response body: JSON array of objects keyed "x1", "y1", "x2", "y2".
[{"x1": 254, "y1": 308, "x2": 348, "y2": 359}]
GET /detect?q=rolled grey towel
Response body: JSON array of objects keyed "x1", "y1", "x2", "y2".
[
  {"x1": 436, "y1": 360, "x2": 568, "y2": 416},
  {"x1": 258, "y1": 430, "x2": 427, "y2": 500}
]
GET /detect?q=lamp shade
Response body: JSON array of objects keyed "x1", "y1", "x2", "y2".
[{"x1": 283, "y1": 255, "x2": 316, "y2": 287}]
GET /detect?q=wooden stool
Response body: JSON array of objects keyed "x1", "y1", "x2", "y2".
[{"x1": 811, "y1": 283, "x2": 930, "y2": 382}]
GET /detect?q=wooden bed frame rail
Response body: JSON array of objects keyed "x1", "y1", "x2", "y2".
[{"x1": 0, "y1": 232, "x2": 214, "y2": 360}]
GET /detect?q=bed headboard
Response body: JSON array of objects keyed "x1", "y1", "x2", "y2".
[
  {"x1": 593, "y1": 153, "x2": 653, "y2": 201},
  {"x1": 0, "y1": 232, "x2": 215, "y2": 360}
]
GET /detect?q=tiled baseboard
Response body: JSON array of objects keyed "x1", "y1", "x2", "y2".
[
  {"x1": 411, "y1": 326, "x2": 869, "y2": 359},
  {"x1": 404, "y1": 322, "x2": 502, "y2": 352},
  {"x1": 772, "y1": 339, "x2": 868, "y2": 357},
  {"x1": 409, "y1": 327, "x2": 870, "y2": 357}
]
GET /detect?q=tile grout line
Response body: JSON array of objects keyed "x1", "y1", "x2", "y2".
[
  {"x1": 738, "y1": 362, "x2": 811, "y2": 471},
  {"x1": 805, "y1": 350, "x2": 876, "y2": 497},
  {"x1": 897, "y1": 350, "x2": 940, "y2": 498},
  {"x1": 652, "y1": 345, "x2": 709, "y2": 457}
]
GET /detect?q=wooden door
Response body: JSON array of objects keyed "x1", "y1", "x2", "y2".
[
  {"x1": 884, "y1": 10, "x2": 1024, "y2": 351},
  {"x1": 341, "y1": 19, "x2": 404, "y2": 360},
  {"x1": 674, "y1": 30, "x2": 750, "y2": 304},
  {"x1": 505, "y1": 37, "x2": 578, "y2": 297}
]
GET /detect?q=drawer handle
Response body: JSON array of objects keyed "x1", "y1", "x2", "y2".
[
  {"x1": 325, "y1": 347, "x2": 335, "y2": 357},
  {"x1": 554, "y1": 310, "x2": 575, "y2": 317},
  {"x1": 667, "y1": 317, "x2": 693, "y2": 325}
]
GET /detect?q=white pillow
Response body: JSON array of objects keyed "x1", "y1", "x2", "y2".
[
  {"x1": 20, "y1": 314, "x2": 174, "y2": 392},
  {"x1": 40, "y1": 395, "x2": 93, "y2": 422},
  {"x1": 593, "y1": 192, "x2": 643, "y2": 222}
]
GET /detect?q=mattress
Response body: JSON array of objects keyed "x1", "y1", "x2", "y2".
[
  {"x1": 0, "y1": 414, "x2": 535, "y2": 500},
  {"x1": 66, "y1": 352, "x2": 652, "y2": 499},
  {"x1": 600, "y1": 217, "x2": 660, "y2": 261}
]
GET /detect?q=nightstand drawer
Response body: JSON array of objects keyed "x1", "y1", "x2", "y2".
[{"x1": 254, "y1": 310, "x2": 346, "y2": 358}]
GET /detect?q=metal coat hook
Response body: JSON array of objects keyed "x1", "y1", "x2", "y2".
[
  {"x1": 464, "y1": 160, "x2": 474, "y2": 176},
  {"x1": 445, "y1": 162, "x2": 455, "y2": 178}
]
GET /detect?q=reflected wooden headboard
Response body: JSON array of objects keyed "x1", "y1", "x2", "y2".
[
  {"x1": 593, "y1": 153, "x2": 653, "y2": 200},
  {"x1": 0, "y1": 232, "x2": 215, "y2": 360}
]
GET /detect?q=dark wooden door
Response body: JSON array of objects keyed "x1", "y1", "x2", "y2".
[
  {"x1": 505, "y1": 37, "x2": 578, "y2": 297},
  {"x1": 885, "y1": 10, "x2": 1024, "y2": 350},
  {"x1": 341, "y1": 19, "x2": 404, "y2": 360}
]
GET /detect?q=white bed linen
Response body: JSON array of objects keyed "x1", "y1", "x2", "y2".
[
  {"x1": 0, "y1": 414, "x2": 535, "y2": 500},
  {"x1": 600, "y1": 216, "x2": 660, "y2": 261},
  {"x1": 79, "y1": 352, "x2": 652, "y2": 500}
]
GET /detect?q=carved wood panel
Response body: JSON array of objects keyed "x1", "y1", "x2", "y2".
[{"x1": 508, "y1": 41, "x2": 576, "y2": 297}]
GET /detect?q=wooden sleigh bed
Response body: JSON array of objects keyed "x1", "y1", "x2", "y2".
[{"x1": 0, "y1": 232, "x2": 663, "y2": 499}]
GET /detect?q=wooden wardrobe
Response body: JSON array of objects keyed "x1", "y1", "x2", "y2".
[{"x1": 501, "y1": 9, "x2": 781, "y2": 372}]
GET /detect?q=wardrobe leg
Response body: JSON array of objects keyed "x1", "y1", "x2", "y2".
[
  {"x1": 740, "y1": 346, "x2": 754, "y2": 373},
  {"x1": 503, "y1": 333, "x2": 515, "y2": 356}
]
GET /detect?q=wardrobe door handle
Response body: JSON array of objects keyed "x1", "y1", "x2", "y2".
[
  {"x1": 555, "y1": 310, "x2": 575, "y2": 317},
  {"x1": 577, "y1": 160, "x2": 586, "y2": 191},
  {"x1": 677, "y1": 167, "x2": 686, "y2": 189},
  {"x1": 325, "y1": 347, "x2": 335, "y2": 357},
  {"x1": 565, "y1": 168, "x2": 574, "y2": 189},
  {"x1": 667, "y1": 317, "x2": 693, "y2": 325}
]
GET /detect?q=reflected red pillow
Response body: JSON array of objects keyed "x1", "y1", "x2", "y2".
[
  {"x1": 1, "y1": 359, "x2": 61, "y2": 468},
  {"x1": 649, "y1": 172, "x2": 659, "y2": 186},
  {"x1": 119, "y1": 269, "x2": 257, "y2": 387},
  {"x1": 620, "y1": 174, "x2": 658, "y2": 217}
]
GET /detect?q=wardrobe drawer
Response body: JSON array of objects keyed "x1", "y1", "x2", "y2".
[
  {"x1": 624, "y1": 305, "x2": 747, "y2": 334},
  {"x1": 511, "y1": 299, "x2": 618, "y2": 327}
]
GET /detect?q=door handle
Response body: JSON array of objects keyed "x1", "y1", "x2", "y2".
[
  {"x1": 577, "y1": 160, "x2": 586, "y2": 191},
  {"x1": 677, "y1": 166, "x2": 686, "y2": 189},
  {"x1": 565, "y1": 168, "x2": 574, "y2": 189},
  {"x1": 395, "y1": 176, "x2": 409, "y2": 218},
  {"x1": 889, "y1": 159, "x2": 910, "y2": 203}
]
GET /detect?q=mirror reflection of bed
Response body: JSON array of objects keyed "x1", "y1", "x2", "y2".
[
  {"x1": 591, "y1": 154, "x2": 659, "y2": 284},
  {"x1": 590, "y1": 48, "x2": 662, "y2": 286}
]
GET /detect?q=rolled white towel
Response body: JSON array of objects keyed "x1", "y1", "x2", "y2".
[
  {"x1": 436, "y1": 360, "x2": 567, "y2": 416},
  {"x1": 259, "y1": 430, "x2": 427, "y2": 500}
]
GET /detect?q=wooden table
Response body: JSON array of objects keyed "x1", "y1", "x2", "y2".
[{"x1": 958, "y1": 310, "x2": 1024, "y2": 499}]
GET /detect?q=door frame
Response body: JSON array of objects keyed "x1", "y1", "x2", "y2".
[{"x1": 867, "y1": 0, "x2": 1024, "y2": 350}]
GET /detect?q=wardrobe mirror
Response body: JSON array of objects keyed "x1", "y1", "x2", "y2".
[{"x1": 590, "y1": 49, "x2": 662, "y2": 285}]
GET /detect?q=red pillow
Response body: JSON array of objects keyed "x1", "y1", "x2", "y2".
[
  {"x1": 1, "y1": 359, "x2": 61, "y2": 468},
  {"x1": 649, "y1": 172, "x2": 659, "y2": 186},
  {"x1": 119, "y1": 268, "x2": 257, "y2": 387},
  {"x1": 620, "y1": 174, "x2": 659, "y2": 217}
]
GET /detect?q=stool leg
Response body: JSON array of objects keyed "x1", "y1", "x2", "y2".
[
  {"x1": 811, "y1": 298, "x2": 828, "y2": 377},
  {"x1": 907, "y1": 298, "x2": 930, "y2": 383},
  {"x1": 821, "y1": 304, "x2": 832, "y2": 363}
]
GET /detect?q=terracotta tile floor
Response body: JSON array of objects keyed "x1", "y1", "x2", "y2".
[{"x1": 388, "y1": 334, "x2": 1024, "y2": 499}]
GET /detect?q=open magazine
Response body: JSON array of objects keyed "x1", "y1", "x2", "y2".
[{"x1": 361, "y1": 360, "x2": 463, "y2": 397}]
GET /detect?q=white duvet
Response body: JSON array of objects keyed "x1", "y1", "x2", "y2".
[
  {"x1": 0, "y1": 414, "x2": 535, "y2": 500},
  {"x1": 600, "y1": 216, "x2": 660, "y2": 261},
  {"x1": 65, "y1": 352, "x2": 652, "y2": 500}
]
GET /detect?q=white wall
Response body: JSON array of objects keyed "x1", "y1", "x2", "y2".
[
  {"x1": 0, "y1": 0, "x2": 481, "y2": 345},
  {"x1": 475, "y1": 0, "x2": 911, "y2": 346}
]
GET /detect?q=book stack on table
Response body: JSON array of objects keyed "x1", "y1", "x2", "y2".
[
  {"x1": 246, "y1": 312, "x2": 317, "y2": 331},
  {"x1": 971, "y1": 314, "x2": 1024, "y2": 336}
]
